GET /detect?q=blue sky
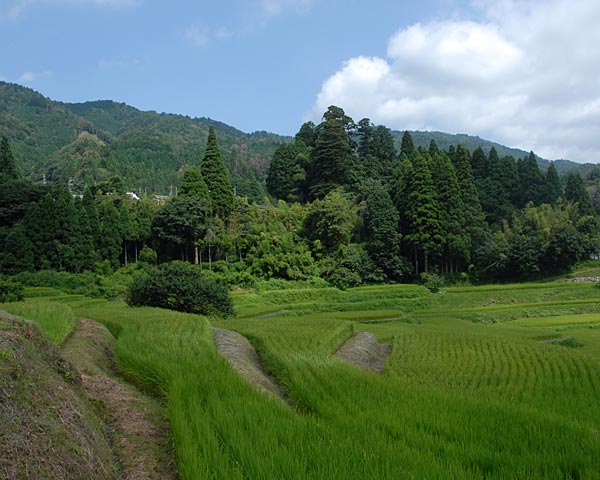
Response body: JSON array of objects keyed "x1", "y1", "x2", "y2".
[{"x1": 2, "y1": 0, "x2": 600, "y2": 162}]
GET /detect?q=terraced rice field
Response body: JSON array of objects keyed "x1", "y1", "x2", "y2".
[{"x1": 5, "y1": 279, "x2": 600, "y2": 478}]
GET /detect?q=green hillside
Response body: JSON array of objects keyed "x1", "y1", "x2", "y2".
[
  {"x1": 397, "y1": 130, "x2": 594, "y2": 175},
  {"x1": 0, "y1": 81, "x2": 593, "y2": 199},
  {"x1": 0, "y1": 82, "x2": 291, "y2": 199}
]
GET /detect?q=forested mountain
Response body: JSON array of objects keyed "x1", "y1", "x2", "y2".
[
  {"x1": 0, "y1": 82, "x2": 290, "y2": 200},
  {"x1": 2, "y1": 100, "x2": 600, "y2": 288},
  {"x1": 0, "y1": 81, "x2": 594, "y2": 203},
  {"x1": 396, "y1": 131, "x2": 594, "y2": 175}
]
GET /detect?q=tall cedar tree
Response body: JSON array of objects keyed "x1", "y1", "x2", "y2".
[
  {"x1": 516, "y1": 152, "x2": 546, "y2": 207},
  {"x1": 180, "y1": 166, "x2": 211, "y2": 202},
  {"x1": 451, "y1": 146, "x2": 487, "y2": 260},
  {"x1": 431, "y1": 153, "x2": 469, "y2": 273},
  {"x1": 400, "y1": 131, "x2": 415, "y2": 158},
  {"x1": 564, "y1": 173, "x2": 595, "y2": 217},
  {"x1": 201, "y1": 126, "x2": 234, "y2": 218},
  {"x1": 266, "y1": 143, "x2": 307, "y2": 202},
  {"x1": 403, "y1": 152, "x2": 443, "y2": 274},
  {"x1": 545, "y1": 162, "x2": 562, "y2": 204},
  {"x1": 308, "y1": 118, "x2": 352, "y2": 200},
  {"x1": 0, "y1": 136, "x2": 19, "y2": 182},
  {"x1": 363, "y1": 182, "x2": 406, "y2": 280}
]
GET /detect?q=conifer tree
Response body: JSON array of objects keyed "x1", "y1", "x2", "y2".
[
  {"x1": 545, "y1": 162, "x2": 562, "y2": 205},
  {"x1": 403, "y1": 152, "x2": 443, "y2": 273},
  {"x1": 181, "y1": 166, "x2": 210, "y2": 202},
  {"x1": 400, "y1": 131, "x2": 415, "y2": 158},
  {"x1": 471, "y1": 146, "x2": 488, "y2": 181},
  {"x1": 452, "y1": 146, "x2": 487, "y2": 263},
  {"x1": 516, "y1": 152, "x2": 546, "y2": 207},
  {"x1": 0, "y1": 136, "x2": 19, "y2": 182},
  {"x1": 564, "y1": 173, "x2": 595, "y2": 216},
  {"x1": 431, "y1": 153, "x2": 468, "y2": 272},
  {"x1": 201, "y1": 126, "x2": 234, "y2": 218},
  {"x1": 363, "y1": 182, "x2": 407, "y2": 280},
  {"x1": 308, "y1": 117, "x2": 352, "y2": 200}
]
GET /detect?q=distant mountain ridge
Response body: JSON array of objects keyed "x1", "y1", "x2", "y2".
[
  {"x1": 0, "y1": 82, "x2": 593, "y2": 199},
  {"x1": 394, "y1": 130, "x2": 594, "y2": 175}
]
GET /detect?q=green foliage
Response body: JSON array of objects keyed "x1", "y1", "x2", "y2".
[
  {"x1": 303, "y1": 190, "x2": 356, "y2": 254},
  {"x1": 266, "y1": 143, "x2": 307, "y2": 202},
  {"x1": 126, "y1": 261, "x2": 234, "y2": 316},
  {"x1": 419, "y1": 271, "x2": 445, "y2": 292},
  {"x1": 180, "y1": 166, "x2": 210, "y2": 202},
  {"x1": 138, "y1": 245, "x2": 157, "y2": 265},
  {"x1": 201, "y1": 126, "x2": 234, "y2": 218},
  {"x1": 0, "y1": 281, "x2": 24, "y2": 302},
  {"x1": 564, "y1": 172, "x2": 595, "y2": 217},
  {"x1": 0, "y1": 136, "x2": 19, "y2": 182},
  {"x1": 308, "y1": 109, "x2": 353, "y2": 200}
]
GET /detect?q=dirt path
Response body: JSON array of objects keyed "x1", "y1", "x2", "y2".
[
  {"x1": 335, "y1": 331, "x2": 391, "y2": 373},
  {"x1": 62, "y1": 318, "x2": 178, "y2": 480},
  {"x1": 212, "y1": 327, "x2": 286, "y2": 401}
]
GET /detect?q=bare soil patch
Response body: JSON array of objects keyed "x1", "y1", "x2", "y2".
[
  {"x1": 62, "y1": 318, "x2": 178, "y2": 480},
  {"x1": 335, "y1": 331, "x2": 391, "y2": 373},
  {"x1": 212, "y1": 327, "x2": 285, "y2": 401}
]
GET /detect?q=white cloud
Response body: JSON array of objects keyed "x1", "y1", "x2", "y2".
[
  {"x1": 260, "y1": 0, "x2": 315, "y2": 17},
  {"x1": 97, "y1": 57, "x2": 146, "y2": 70},
  {"x1": 184, "y1": 25, "x2": 209, "y2": 48},
  {"x1": 15, "y1": 70, "x2": 51, "y2": 83},
  {"x1": 310, "y1": 0, "x2": 600, "y2": 162},
  {"x1": 18, "y1": 71, "x2": 36, "y2": 82}
]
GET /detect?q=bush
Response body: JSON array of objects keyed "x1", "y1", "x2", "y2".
[
  {"x1": 0, "y1": 281, "x2": 24, "y2": 302},
  {"x1": 420, "y1": 272, "x2": 445, "y2": 293},
  {"x1": 126, "y1": 261, "x2": 234, "y2": 317}
]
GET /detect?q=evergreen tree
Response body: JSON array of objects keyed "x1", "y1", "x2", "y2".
[
  {"x1": 403, "y1": 152, "x2": 443, "y2": 274},
  {"x1": 431, "y1": 153, "x2": 469, "y2": 272},
  {"x1": 180, "y1": 166, "x2": 210, "y2": 201},
  {"x1": 0, "y1": 136, "x2": 19, "y2": 182},
  {"x1": 308, "y1": 116, "x2": 352, "y2": 200},
  {"x1": 363, "y1": 182, "x2": 407, "y2": 280},
  {"x1": 152, "y1": 195, "x2": 211, "y2": 264},
  {"x1": 99, "y1": 202, "x2": 123, "y2": 269},
  {"x1": 428, "y1": 139, "x2": 439, "y2": 156},
  {"x1": 471, "y1": 147, "x2": 488, "y2": 181},
  {"x1": 295, "y1": 121, "x2": 317, "y2": 148},
  {"x1": 452, "y1": 146, "x2": 487, "y2": 265},
  {"x1": 545, "y1": 162, "x2": 562, "y2": 205},
  {"x1": 266, "y1": 143, "x2": 307, "y2": 202},
  {"x1": 201, "y1": 126, "x2": 234, "y2": 219},
  {"x1": 82, "y1": 186, "x2": 101, "y2": 253},
  {"x1": 400, "y1": 131, "x2": 415, "y2": 158},
  {"x1": 564, "y1": 173, "x2": 595, "y2": 216},
  {"x1": 516, "y1": 152, "x2": 546, "y2": 207}
]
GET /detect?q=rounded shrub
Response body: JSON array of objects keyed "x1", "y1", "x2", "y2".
[{"x1": 126, "y1": 261, "x2": 234, "y2": 317}]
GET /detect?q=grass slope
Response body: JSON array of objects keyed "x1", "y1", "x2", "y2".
[{"x1": 15, "y1": 279, "x2": 595, "y2": 479}]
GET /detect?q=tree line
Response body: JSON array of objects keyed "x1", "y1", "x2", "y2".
[{"x1": 1, "y1": 107, "x2": 599, "y2": 288}]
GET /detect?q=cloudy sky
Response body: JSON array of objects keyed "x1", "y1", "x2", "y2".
[{"x1": 1, "y1": 0, "x2": 599, "y2": 162}]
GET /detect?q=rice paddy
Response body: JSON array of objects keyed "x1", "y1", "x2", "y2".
[{"x1": 5, "y1": 278, "x2": 600, "y2": 478}]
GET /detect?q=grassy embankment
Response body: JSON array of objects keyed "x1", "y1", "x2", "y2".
[{"x1": 4, "y1": 275, "x2": 600, "y2": 478}]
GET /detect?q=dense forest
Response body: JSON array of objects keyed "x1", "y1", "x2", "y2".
[{"x1": 1, "y1": 102, "x2": 600, "y2": 289}]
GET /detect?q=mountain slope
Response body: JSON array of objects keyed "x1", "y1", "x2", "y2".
[
  {"x1": 0, "y1": 81, "x2": 594, "y2": 197},
  {"x1": 0, "y1": 82, "x2": 290, "y2": 198},
  {"x1": 396, "y1": 130, "x2": 594, "y2": 175}
]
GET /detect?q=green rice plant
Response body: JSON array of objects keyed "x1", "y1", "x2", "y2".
[
  {"x1": 2, "y1": 300, "x2": 75, "y2": 345},
  {"x1": 37, "y1": 281, "x2": 599, "y2": 479}
]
